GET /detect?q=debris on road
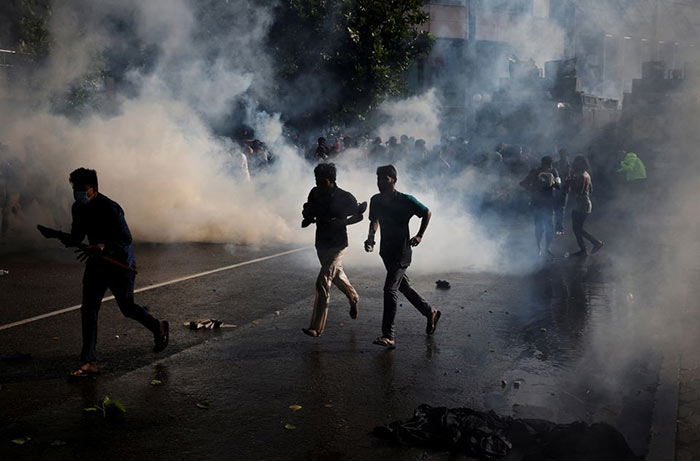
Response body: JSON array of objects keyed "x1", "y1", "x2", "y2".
[
  {"x1": 50, "y1": 440, "x2": 68, "y2": 447},
  {"x1": 375, "y1": 404, "x2": 638, "y2": 460},
  {"x1": 514, "y1": 381, "x2": 522, "y2": 389},
  {"x1": 435, "y1": 280, "x2": 451, "y2": 290},
  {"x1": 150, "y1": 379, "x2": 162, "y2": 386},
  {"x1": 185, "y1": 319, "x2": 235, "y2": 330},
  {"x1": 0, "y1": 269, "x2": 9, "y2": 276},
  {"x1": 196, "y1": 401, "x2": 211, "y2": 409},
  {"x1": 501, "y1": 380, "x2": 508, "y2": 388},
  {"x1": 284, "y1": 423, "x2": 296, "y2": 430},
  {"x1": 12, "y1": 437, "x2": 30, "y2": 445},
  {"x1": 289, "y1": 404, "x2": 302, "y2": 411}
]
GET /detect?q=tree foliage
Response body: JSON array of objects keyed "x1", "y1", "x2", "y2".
[
  {"x1": 0, "y1": 0, "x2": 52, "y2": 55},
  {"x1": 269, "y1": 0, "x2": 433, "y2": 128}
]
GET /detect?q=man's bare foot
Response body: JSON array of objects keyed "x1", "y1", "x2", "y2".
[
  {"x1": 302, "y1": 328, "x2": 319, "y2": 337},
  {"x1": 69, "y1": 362, "x2": 99, "y2": 377}
]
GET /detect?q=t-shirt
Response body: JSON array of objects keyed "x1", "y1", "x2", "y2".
[
  {"x1": 304, "y1": 186, "x2": 359, "y2": 250},
  {"x1": 69, "y1": 193, "x2": 135, "y2": 267},
  {"x1": 369, "y1": 191, "x2": 429, "y2": 267}
]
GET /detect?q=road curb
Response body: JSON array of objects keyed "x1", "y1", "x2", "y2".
[{"x1": 647, "y1": 349, "x2": 680, "y2": 460}]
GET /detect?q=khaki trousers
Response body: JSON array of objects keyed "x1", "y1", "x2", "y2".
[{"x1": 309, "y1": 246, "x2": 358, "y2": 334}]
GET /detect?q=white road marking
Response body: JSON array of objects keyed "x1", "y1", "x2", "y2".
[{"x1": 0, "y1": 247, "x2": 310, "y2": 332}]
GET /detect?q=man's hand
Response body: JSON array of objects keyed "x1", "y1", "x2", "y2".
[
  {"x1": 301, "y1": 217, "x2": 315, "y2": 228},
  {"x1": 75, "y1": 244, "x2": 105, "y2": 263},
  {"x1": 410, "y1": 235, "x2": 423, "y2": 247},
  {"x1": 364, "y1": 239, "x2": 375, "y2": 252}
]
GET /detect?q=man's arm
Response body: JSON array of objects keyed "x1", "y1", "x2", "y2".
[
  {"x1": 364, "y1": 218, "x2": 379, "y2": 252},
  {"x1": 410, "y1": 209, "x2": 431, "y2": 246}
]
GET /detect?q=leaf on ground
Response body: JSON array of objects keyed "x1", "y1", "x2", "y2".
[
  {"x1": 284, "y1": 423, "x2": 296, "y2": 430},
  {"x1": 50, "y1": 440, "x2": 67, "y2": 447},
  {"x1": 324, "y1": 404, "x2": 334, "y2": 408},
  {"x1": 150, "y1": 379, "x2": 162, "y2": 386},
  {"x1": 103, "y1": 397, "x2": 127, "y2": 414},
  {"x1": 12, "y1": 437, "x2": 30, "y2": 445},
  {"x1": 83, "y1": 407, "x2": 99, "y2": 412},
  {"x1": 196, "y1": 401, "x2": 210, "y2": 409},
  {"x1": 52, "y1": 337, "x2": 60, "y2": 340},
  {"x1": 289, "y1": 404, "x2": 302, "y2": 411},
  {"x1": 251, "y1": 320, "x2": 258, "y2": 325}
]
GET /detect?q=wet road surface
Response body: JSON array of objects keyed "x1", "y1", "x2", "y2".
[{"x1": 0, "y1": 241, "x2": 666, "y2": 459}]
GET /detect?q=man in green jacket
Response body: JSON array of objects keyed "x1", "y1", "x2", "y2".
[{"x1": 617, "y1": 152, "x2": 647, "y2": 182}]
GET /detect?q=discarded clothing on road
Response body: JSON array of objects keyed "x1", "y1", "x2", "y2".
[
  {"x1": 185, "y1": 319, "x2": 235, "y2": 330},
  {"x1": 374, "y1": 404, "x2": 640, "y2": 460}
]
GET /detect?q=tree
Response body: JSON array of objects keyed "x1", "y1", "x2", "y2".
[
  {"x1": 268, "y1": 0, "x2": 433, "y2": 128},
  {"x1": 0, "y1": 0, "x2": 52, "y2": 55}
]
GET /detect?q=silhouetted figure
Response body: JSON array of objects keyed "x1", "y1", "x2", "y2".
[
  {"x1": 301, "y1": 163, "x2": 366, "y2": 337},
  {"x1": 365, "y1": 165, "x2": 441, "y2": 348},
  {"x1": 569, "y1": 156, "x2": 604, "y2": 257}
]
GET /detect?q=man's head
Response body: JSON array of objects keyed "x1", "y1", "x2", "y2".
[
  {"x1": 314, "y1": 162, "x2": 336, "y2": 189},
  {"x1": 69, "y1": 168, "x2": 98, "y2": 204},
  {"x1": 317, "y1": 137, "x2": 326, "y2": 146},
  {"x1": 557, "y1": 147, "x2": 569, "y2": 161},
  {"x1": 540, "y1": 156, "x2": 553, "y2": 170},
  {"x1": 387, "y1": 136, "x2": 397, "y2": 147},
  {"x1": 376, "y1": 165, "x2": 397, "y2": 193}
]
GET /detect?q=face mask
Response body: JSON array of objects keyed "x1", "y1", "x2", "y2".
[{"x1": 73, "y1": 191, "x2": 90, "y2": 205}]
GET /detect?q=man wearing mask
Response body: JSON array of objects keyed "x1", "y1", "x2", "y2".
[
  {"x1": 365, "y1": 165, "x2": 441, "y2": 348},
  {"x1": 56, "y1": 168, "x2": 169, "y2": 377}
]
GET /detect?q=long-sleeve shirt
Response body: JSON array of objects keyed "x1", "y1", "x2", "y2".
[
  {"x1": 303, "y1": 186, "x2": 359, "y2": 250},
  {"x1": 69, "y1": 193, "x2": 135, "y2": 267}
]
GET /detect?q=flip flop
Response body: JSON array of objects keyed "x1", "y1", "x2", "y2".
[
  {"x1": 373, "y1": 336, "x2": 396, "y2": 348},
  {"x1": 302, "y1": 328, "x2": 319, "y2": 337},
  {"x1": 69, "y1": 367, "x2": 99, "y2": 378}
]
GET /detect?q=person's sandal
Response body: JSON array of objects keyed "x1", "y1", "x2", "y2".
[
  {"x1": 69, "y1": 364, "x2": 99, "y2": 378},
  {"x1": 302, "y1": 328, "x2": 319, "y2": 337},
  {"x1": 154, "y1": 320, "x2": 169, "y2": 352},
  {"x1": 373, "y1": 336, "x2": 395, "y2": 348},
  {"x1": 426, "y1": 310, "x2": 441, "y2": 335}
]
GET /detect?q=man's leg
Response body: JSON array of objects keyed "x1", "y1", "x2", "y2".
[
  {"x1": 397, "y1": 273, "x2": 433, "y2": 317},
  {"x1": 80, "y1": 267, "x2": 109, "y2": 364},
  {"x1": 381, "y1": 261, "x2": 406, "y2": 340},
  {"x1": 330, "y1": 249, "x2": 359, "y2": 318},
  {"x1": 534, "y1": 210, "x2": 544, "y2": 250},
  {"x1": 544, "y1": 207, "x2": 554, "y2": 250},
  {"x1": 308, "y1": 247, "x2": 341, "y2": 335},
  {"x1": 109, "y1": 269, "x2": 161, "y2": 334},
  {"x1": 571, "y1": 210, "x2": 586, "y2": 251}
]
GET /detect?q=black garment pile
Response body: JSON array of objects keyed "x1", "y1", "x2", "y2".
[{"x1": 374, "y1": 404, "x2": 641, "y2": 460}]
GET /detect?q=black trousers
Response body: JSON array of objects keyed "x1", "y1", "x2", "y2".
[
  {"x1": 571, "y1": 210, "x2": 599, "y2": 252},
  {"x1": 80, "y1": 261, "x2": 160, "y2": 363},
  {"x1": 381, "y1": 258, "x2": 432, "y2": 340}
]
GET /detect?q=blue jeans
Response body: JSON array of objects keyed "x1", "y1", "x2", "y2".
[
  {"x1": 80, "y1": 261, "x2": 160, "y2": 363},
  {"x1": 534, "y1": 206, "x2": 554, "y2": 251}
]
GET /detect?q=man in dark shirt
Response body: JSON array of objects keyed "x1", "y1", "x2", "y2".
[
  {"x1": 301, "y1": 163, "x2": 366, "y2": 337},
  {"x1": 520, "y1": 156, "x2": 561, "y2": 257},
  {"x1": 364, "y1": 165, "x2": 441, "y2": 348},
  {"x1": 62, "y1": 168, "x2": 168, "y2": 377}
]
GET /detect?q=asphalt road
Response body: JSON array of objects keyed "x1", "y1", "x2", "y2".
[{"x1": 0, "y1": 239, "x2": 668, "y2": 460}]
